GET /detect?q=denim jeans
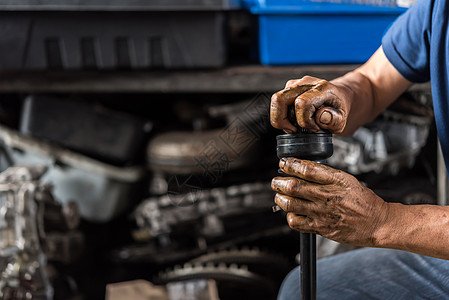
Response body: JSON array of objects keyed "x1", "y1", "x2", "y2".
[{"x1": 278, "y1": 248, "x2": 449, "y2": 300}]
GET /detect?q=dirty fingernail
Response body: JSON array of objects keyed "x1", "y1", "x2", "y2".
[{"x1": 319, "y1": 110, "x2": 332, "y2": 125}]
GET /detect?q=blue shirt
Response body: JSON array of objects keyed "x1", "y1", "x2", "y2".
[{"x1": 382, "y1": 0, "x2": 449, "y2": 167}]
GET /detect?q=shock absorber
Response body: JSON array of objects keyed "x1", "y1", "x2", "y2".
[{"x1": 276, "y1": 107, "x2": 333, "y2": 300}]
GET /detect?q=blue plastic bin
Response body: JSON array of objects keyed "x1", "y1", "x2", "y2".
[{"x1": 250, "y1": 2, "x2": 407, "y2": 64}]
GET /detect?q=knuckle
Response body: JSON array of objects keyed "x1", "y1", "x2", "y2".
[
  {"x1": 300, "y1": 110, "x2": 312, "y2": 125},
  {"x1": 286, "y1": 79, "x2": 295, "y2": 86},
  {"x1": 295, "y1": 94, "x2": 309, "y2": 105},
  {"x1": 316, "y1": 79, "x2": 328, "y2": 86},
  {"x1": 337, "y1": 170, "x2": 357, "y2": 186},
  {"x1": 296, "y1": 97, "x2": 314, "y2": 112},
  {"x1": 302, "y1": 75, "x2": 315, "y2": 81},
  {"x1": 285, "y1": 179, "x2": 300, "y2": 194},
  {"x1": 284, "y1": 198, "x2": 292, "y2": 211},
  {"x1": 294, "y1": 104, "x2": 314, "y2": 128},
  {"x1": 313, "y1": 79, "x2": 330, "y2": 91},
  {"x1": 270, "y1": 117, "x2": 280, "y2": 128},
  {"x1": 344, "y1": 172, "x2": 357, "y2": 183},
  {"x1": 316, "y1": 187, "x2": 331, "y2": 200},
  {"x1": 270, "y1": 92, "x2": 280, "y2": 104},
  {"x1": 301, "y1": 163, "x2": 316, "y2": 177}
]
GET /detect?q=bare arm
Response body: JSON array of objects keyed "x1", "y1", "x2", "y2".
[
  {"x1": 376, "y1": 203, "x2": 449, "y2": 259},
  {"x1": 333, "y1": 46, "x2": 413, "y2": 135},
  {"x1": 270, "y1": 46, "x2": 413, "y2": 135}
]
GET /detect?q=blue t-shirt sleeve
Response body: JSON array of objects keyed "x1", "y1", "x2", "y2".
[{"x1": 382, "y1": 0, "x2": 433, "y2": 83}]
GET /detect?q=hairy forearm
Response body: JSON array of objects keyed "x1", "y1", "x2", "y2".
[
  {"x1": 331, "y1": 47, "x2": 413, "y2": 136},
  {"x1": 375, "y1": 203, "x2": 449, "y2": 260}
]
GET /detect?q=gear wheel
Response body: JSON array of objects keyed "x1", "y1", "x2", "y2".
[
  {"x1": 188, "y1": 246, "x2": 291, "y2": 281},
  {"x1": 156, "y1": 247, "x2": 294, "y2": 300},
  {"x1": 157, "y1": 262, "x2": 277, "y2": 300}
]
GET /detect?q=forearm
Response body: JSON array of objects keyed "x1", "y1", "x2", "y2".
[
  {"x1": 331, "y1": 70, "x2": 378, "y2": 136},
  {"x1": 375, "y1": 203, "x2": 449, "y2": 260},
  {"x1": 331, "y1": 47, "x2": 413, "y2": 136}
]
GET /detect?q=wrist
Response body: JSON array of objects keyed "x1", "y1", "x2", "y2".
[
  {"x1": 371, "y1": 202, "x2": 404, "y2": 248},
  {"x1": 331, "y1": 78, "x2": 355, "y2": 106},
  {"x1": 332, "y1": 71, "x2": 375, "y2": 136}
]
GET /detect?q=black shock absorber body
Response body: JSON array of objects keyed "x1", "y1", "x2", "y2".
[{"x1": 276, "y1": 113, "x2": 333, "y2": 300}]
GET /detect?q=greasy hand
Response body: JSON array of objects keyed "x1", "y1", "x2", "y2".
[
  {"x1": 271, "y1": 158, "x2": 390, "y2": 247},
  {"x1": 270, "y1": 76, "x2": 351, "y2": 134}
]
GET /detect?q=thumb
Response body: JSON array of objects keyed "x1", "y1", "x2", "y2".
[{"x1": 315, "y1": 107, "x2": 346, "y2": 133}]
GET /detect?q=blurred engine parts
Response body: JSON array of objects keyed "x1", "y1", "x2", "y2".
[
  {"x1": 116, "y1": 181, "x2": 288, "y2": 264},
  {"x1": 0, "y1": 166, "x2": 52, "y2": 299},
  {"x1": 148, "y1": 95, "x2": 271, "y2": 178},
  {"x1": 105, "y1": 279, "x2": 220, "y2": 300},
  {"x1": 147, "y1": 129, "x2": 257, "y2": 176},
  {"x1": 369, "y1": 176, "x2": 437, "y2": 206},
  {"x1": 328, "y1": 108, "x2": 432, "y2": 175},
  {"x1": 166, "y1": 279, "x2": 219, "y2": 300},
  {"x1": 0, "y1": 125, "x2": 146, "y2": 222},
  {"x1": 138, "y1": 96, "x2": 289, "y2": 300},
  {"x1": 135, "y1": 181, "x2": 273, "y2": 240},
  {"x1": 160, "y1": 262, "x2": 274, "y2": 299},
  {"x1": 36, "y1": 195, "x2": 83, "y2": 266},
  {"x1": 157, "y1": 247, "x2": 291, "y2": 300},
  {"x1": 106, "y1": 280, "x2": 169, "y2": 300},
  {"x1": 187, "y1": 247, "x2": 291, "y2": 283},
  {"x1": 0, "y1": 165, "x2": 82, "y2": 300},
  {"x1": 206, "y1": 95, "x2": 271, "y2": 133},
  {"x1": 20, "y1": 95, "x2": 152, "y2": 166}
]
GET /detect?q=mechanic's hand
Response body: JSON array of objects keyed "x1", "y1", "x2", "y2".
[
  {"x1": 270, "y1": 76, "x2": 351, "y2": 134},
  {"x1": 271, "y1": 157, "x2": 390, "y2": 247}
]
